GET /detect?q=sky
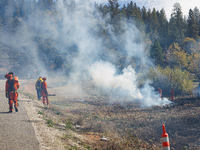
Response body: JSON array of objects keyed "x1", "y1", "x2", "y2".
[{"x1": 90, "y1": 0, "x2": 200, "y2": 19}]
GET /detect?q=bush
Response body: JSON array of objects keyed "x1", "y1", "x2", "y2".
[
  {"x1": 147, "y1": 66, "x2": 195, "y2": 96},
  {"x1": 65, "y1": 119, "x2": 73, "y2": 130},
  {"x1": 46, "y1": 119, "x2": 54, "y2": 127}
]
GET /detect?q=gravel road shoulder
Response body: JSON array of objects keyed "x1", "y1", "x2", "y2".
[{"x1": 20, "y1": 94, "x2": 66, "y2": 150}]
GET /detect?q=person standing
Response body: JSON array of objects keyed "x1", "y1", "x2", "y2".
[
  {"x1": 158, "y1": 87, "x2": 162, "y2": 98},
  {"x1": 5, "y1": 72, "x2": 20, "y2": 112},
  {"x1": 171, "y1": 87, "x2": 174, "y2": 101},
  {"x1": 41, "y1": 77, "x2": 49, "y2": 105},
  {"x1": 35, "y1": 76, "x2": 43, "y2": 100}
]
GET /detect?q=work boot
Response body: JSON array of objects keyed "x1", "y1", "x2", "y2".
[{"x1": 15, "y1": 106, "x2": 18, "y2": 112}]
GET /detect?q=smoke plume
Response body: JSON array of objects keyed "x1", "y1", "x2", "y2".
[{"x1": 1, "y1": 1, "x2": 171, "y2": 107}]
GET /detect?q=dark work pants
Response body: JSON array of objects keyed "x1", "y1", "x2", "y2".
[{"x1": 36, "y1": 89, "x2": 41, "y2": 100}]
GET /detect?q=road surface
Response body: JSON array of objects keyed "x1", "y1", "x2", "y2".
[{"x1": 0, "y1": 80, "x2": 40, "y2": 150}]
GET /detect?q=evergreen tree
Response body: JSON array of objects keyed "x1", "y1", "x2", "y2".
[
  {"x1": 141, "y1": 6, "x2": 148, "y2": 24},
  {"x1": 121, "y1": 4, "x2": 127, "y2": 18},
  {"x1": 132, "y1": 2, "x2": 144, "y2": 31},
  {"x1": 193, "y1": 7, "x2": 200, "y2": 36},
  {"x1": 108, "y1": 0, "x2": 122, "y2": 35},
  {"x1": 132, "y1": 3, "x2": 142, "y2": 21},
  {"x1": 149, "y1": 8, "x2": 159, "y2": 42},
  {"x1": 187, "y1": 9, "x2": 199, "y2": 39},
  {"x1": 99, "y1": 4, "x2": 109, "y2": 17},
  {"x1": 157, "y1": 8, "x2": 170, "y2": 49},
  {"x1": 169, "y1": 3, "x2": 186, "y2": 43},
  {"x1": 126, "y1": 1, "x2": 134, "y2": 20},
  {"x1": 146, "y1": 8, "x2": 152, "y2": 34},
  {"x1": 150, "y1": 40, "x2": 164, "y2": 65}
]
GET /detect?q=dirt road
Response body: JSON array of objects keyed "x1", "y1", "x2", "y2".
[{"x1": 0, "y1": 80, "x2": 39, "y2": 150}]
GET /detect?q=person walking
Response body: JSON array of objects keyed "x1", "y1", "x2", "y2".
[
  {"x1": 5, "y1": 72, "x2": 20, "y2": 112},
  {"x1": 35, "y1": 76, "x2": 43, "y2": 100},
  {"x1": 41, "y1": 77, "x2": 49, "y2": 105}
]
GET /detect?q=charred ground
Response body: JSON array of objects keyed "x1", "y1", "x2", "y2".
[{"x1": 20, "y1": 79, "x2": 200, "y2": 150}]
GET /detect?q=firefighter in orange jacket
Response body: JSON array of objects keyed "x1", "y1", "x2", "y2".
[
  {"x1": 41, "y1": 77, "x2": 49, "y2": 105},
  {"x1": 5, "y1": 72, "x2": 20, "y2": 112},
  {"x1": 158, "y1": 87, "x2": 162, "y2": 98},
  {"x1": 171, "y1": 87, "x2": 174, "y2": 101}
]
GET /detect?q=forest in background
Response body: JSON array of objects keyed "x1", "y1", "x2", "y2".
[{"x1": 0, "y1": 0, "x2": 200, "y2": 96}]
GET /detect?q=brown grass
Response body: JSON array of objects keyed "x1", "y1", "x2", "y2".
[{"x1": 20, "y1": 79, "x2": 200, "y2": 150}]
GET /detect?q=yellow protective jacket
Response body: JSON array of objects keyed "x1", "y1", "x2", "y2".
[{"x1": 35, "y1": 78, "x2": 43, "y2": 89}]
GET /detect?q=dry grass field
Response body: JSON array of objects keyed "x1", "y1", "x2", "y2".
[{"x1": 20, "y1": 79, "x2": 200, "y2": 150}]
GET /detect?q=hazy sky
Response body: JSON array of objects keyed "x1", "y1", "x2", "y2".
[{"x1": 91, "y1": 0, "x2": 200, "y2": 19}]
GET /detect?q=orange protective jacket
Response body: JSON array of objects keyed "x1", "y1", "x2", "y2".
[
  {"x1": 41, "y1": 81, "x2": 47, "y2": 92},
  {"x1": 158, "y1": 89, "x2": 162, "y2": 98},
  {"x1": 5, "y1": 76, "x2": 20, "y2": 94},
  {"x1": 41, "y1": 81, "x2": 47, "y2": 96},
  {"x1": 171, "y1": 89, "x2": 174, "y2": 96}
]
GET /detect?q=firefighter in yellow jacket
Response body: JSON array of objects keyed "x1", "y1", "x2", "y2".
[{"x1": 35, "y1": 76, "x2": 43, "y2": 100}]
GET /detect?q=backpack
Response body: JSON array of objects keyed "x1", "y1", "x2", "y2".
[
  {"x1": 8, "y1": 77, "x2": 15, "y2": 92},
  {"x1": 36, "y1": 80, "x2": 41, "y2": 88}
]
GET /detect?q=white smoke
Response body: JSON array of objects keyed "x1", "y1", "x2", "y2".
[
  {"x1": 89, "y1": 61, "x2": 171, "y2": 107},
  {"x1": 55, "y1": 1, "x2": 171, "y2": 107},
  {"x1": 1, "y1": 1, "x2": 171, "y2": 107},
  {"x1": 90, "y1": 62, "x2": 142, "y2": 99}
]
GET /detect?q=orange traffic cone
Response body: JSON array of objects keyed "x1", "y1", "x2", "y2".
[{"x1": 161, "y1": 124, "x2": 170, "y2": 150}]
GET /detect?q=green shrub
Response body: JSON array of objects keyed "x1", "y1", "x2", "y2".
[
  {"x1": 38, "y1": 111, "x2": 44, "y2": 115},
  {"x1": 46, "y1": 119, "x2": 54, "y2": 127},
  {"x1": 65, "y1": 120, "x2": 73, "y2": 130}
]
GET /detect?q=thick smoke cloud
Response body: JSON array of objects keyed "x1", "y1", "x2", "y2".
[{"x1": 2, "y1": 1, "x2": 171, "y2": 107}]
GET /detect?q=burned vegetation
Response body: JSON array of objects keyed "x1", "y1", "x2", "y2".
[{"x1": 19, "y1": 79, "x2": 200, "y2": 150}]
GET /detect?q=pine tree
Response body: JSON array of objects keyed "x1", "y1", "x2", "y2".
[
  {"x1": 187, "y1": 9, "x2": 199, "y2": 39},
  {"x1": 169, "y1": 3, "x2": 186, "y2": 44},
  {"x1": 146, "y1": 8, "x2": 152, "y2": 34},
  {"x1": 121, "y1": 4, "x2": 127, "y2": 18},
  {"x1": 108, "y1": 0, "x2": 122, "y2": 35},
  {"x1": 149, "y1": 8, "x2": 159, "y2": 42},
  {"x1": 126, "y1": 1, "x2": 134, "y2": 20},
  {"x1": 150, "y1": 40, "x2": 164, "y2": 65},
  {"x1": 157, "y1": 8, "x2": 170, "y2": 48},
  {"x1": 142, "y1": 6, "x2": 148, "y2": 24},
  {"x1": 193, "y1": 7, "x2": 200, "y2": 36}
]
